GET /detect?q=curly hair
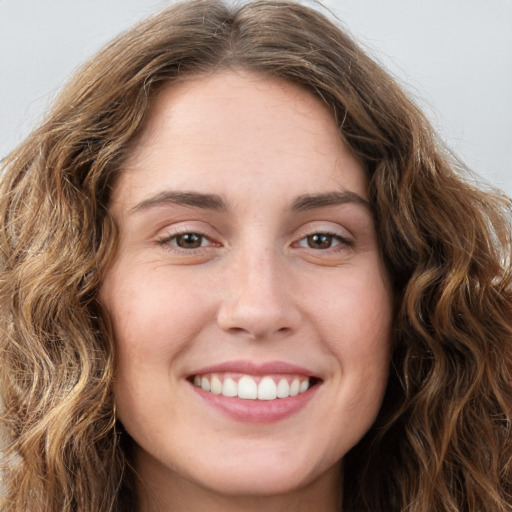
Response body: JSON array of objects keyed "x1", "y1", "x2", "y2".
[{"x1": 1, "y1": 0, "x2": 511, "y2": 510}]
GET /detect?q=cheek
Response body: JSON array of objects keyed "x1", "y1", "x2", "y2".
[
  {"x1": 312, "y1": 263, "x2": 393, "y2": 352},
  {"x1": 102, "y1": 263, "x2": 214, "y2": 357},
  {"x1": 315, "y1": 264, "x2": 393, "y2": 407},
  {"x1": 101, "y1": 265, "x2": 217, "y2": 419}
]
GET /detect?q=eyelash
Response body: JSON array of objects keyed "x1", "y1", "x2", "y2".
[
  {"x1": 156, "y1": 229, "x2": 353, "y2": 253},
  {"x1": 293, "y1": 231, "x2": 353, "y2": 251},
  {"x1": 156, "y1": 231, "x2": 218, "y2": 251}
]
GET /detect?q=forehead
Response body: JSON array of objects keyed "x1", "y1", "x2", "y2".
[{"x1": 114, "y1": 70, "x2": 368, "y2": 210}]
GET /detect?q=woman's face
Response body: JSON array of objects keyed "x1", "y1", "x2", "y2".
[{"x1": 100, "y1": 71, "x2": 393, "y2": 503}]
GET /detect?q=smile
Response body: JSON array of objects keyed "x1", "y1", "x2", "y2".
[{"x1": 192, "y1": 373, "x2": 313, "y2": 400}]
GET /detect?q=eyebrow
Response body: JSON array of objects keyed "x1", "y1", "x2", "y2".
[
  {"x1": 130, "y1": 191, "x2": 229, "y2": 213},
  {"x1": 129, "y1": 189, "x2": 371, "y2": 214},
  {"x1": 291, "y1": 191, "x2": 371, "y2": 211}
]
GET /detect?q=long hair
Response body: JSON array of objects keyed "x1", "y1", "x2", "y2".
[{"x1": 1, "y1": 1, "x2": 511, "y2": 510}]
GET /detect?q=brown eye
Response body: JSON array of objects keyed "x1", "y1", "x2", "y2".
[
  {"x1": 305, "y1": 233, "x2": 336, "y2": 249},
  {"x1": 175, "y1": 233, "x2": 204, "y2": 249}
]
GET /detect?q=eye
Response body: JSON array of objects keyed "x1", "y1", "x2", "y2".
[
  {"x1": 159, "y1": 232, "x2": 212, "y2": 249},
  {"x1": 296, "y1": 232, "x2": 350, "y2": 250}
]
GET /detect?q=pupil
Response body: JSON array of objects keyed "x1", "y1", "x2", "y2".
[
  {"x1": 308, "y1": 234, "x2": 332, "y2": 249},
  {"x1": 177, "y1": 233, "x2": 202, "y2": 248}
]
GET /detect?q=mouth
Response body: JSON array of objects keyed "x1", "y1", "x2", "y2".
[
  {"x1": 188, "y1": 373, "x2": 320, "y2": 401},
  {"x1": 186, "y1": 360, "x2": 322, "y2": 422}
]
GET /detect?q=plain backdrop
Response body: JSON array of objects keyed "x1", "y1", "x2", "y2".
[{"x1": 1, "y1": 0, "x2": 511, "y2": 194}]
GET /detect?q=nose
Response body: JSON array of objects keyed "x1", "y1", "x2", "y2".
[{"x1": 216, "y1": 246, "x2": 301, "y2": 340}]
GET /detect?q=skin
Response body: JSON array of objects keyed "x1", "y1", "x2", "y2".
[{"x1": 100, "y1": 70, "x2": 394, "y2": 512}]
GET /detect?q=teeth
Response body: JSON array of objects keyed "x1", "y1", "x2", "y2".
[
  {"x1": 222, "y1": 377, "x2": 237, "y2": 397},
  {"x1": 201, "y1": 376, "x2": 211, "y2": 392},
  {"x1": 289, "y1": 378, "x2": 300, "y2": 396},
  {"x1": 210, "y1": 374, "x2": 222, "y2": 395},
  {"x1": 299, "y1": 379, "x2": 309, "y2": 393},
  {"x1": 257, "y1": 377, "x2": 277, "y2": 400},
  {"x1": 276, "y1": 378, "x2": 290, "y2": 398},
  {"x1": 194, "y1": 373, "x2": 312, "y2": 400},
  {"x1": 238, "y1": 375, "x2": 258, "y2": 399}
]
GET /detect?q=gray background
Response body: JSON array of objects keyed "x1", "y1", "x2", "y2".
[{"x1": 1, "y1": 0, "x2": 511, "y2": 195}]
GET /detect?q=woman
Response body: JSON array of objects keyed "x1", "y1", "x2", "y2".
[{"x1": 1, "y1": 0, "x2": 511, "y2": 510}]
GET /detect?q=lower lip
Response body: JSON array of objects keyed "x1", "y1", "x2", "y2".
[{"x1": 190, "y1": 383, "x2": 319, "y2": 423}]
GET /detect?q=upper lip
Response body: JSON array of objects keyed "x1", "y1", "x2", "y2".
[{"x1": 188, "y1": 359, "x2": 318, "y2": 378}]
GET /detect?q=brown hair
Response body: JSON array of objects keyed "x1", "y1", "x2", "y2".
[{"x1": 1, "y1": 0, "x2": 511, "y2": 510}]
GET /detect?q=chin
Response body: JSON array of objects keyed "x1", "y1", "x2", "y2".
[{"x1": 185, "y1": 452, "x2": 341, "y2": 498}]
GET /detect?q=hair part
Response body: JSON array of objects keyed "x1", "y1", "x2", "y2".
[{"x1": 1, "y1": 1, "x2": 511, "y2": 510}]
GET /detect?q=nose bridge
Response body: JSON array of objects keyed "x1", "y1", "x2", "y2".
[{"x1": 217, "y1": 241, "x2": 298, "y2": 338}]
